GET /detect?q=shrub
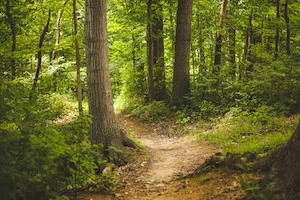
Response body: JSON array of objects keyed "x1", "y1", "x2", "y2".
[
  {"x1": 190, "y1": 107, "x2": 299, "y2": 156},
  {"x1": 0, "y1": 81, "x2": 112, "y2": 199}
]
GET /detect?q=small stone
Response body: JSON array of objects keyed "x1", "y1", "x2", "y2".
[
  {"x1": 232, "y1": 181, "x2": 238, "y2": 187},
  {"x1": 102, "y1": 166, "x2": 113, "y2": 175},
  {"x1": 115, "y1": 193, "x2": 122, "y2": 197}
]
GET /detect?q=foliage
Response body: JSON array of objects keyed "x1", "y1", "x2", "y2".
[
  {"x1": 175, "y1": 108, "x2": 192, "y2": 125},
  {"x1": 240, "y1": 175, "x2": 281, "y2": 200},
  {"x1": 0, "y1": 80, "x2": 111, "y2": 199},
  {"x1": 121, "y1": 100, "x2": 171, "y2": 122},
  {"x1": 1, "y1": 0, "x2": 300, "y2": 198},
  {"x1": 187, "y1": 107, "x2": 299, "y2": 156}
]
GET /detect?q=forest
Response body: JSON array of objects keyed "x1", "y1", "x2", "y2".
[{"x1": 0, "y1": 0, "x2": 299, "y2": 199}]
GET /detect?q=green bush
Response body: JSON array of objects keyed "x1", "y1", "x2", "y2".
[
  {"x1": 0, "y1": 80, "x2": 112, "y2": 199},
  {"x1": 0, "y1": 114, "x2": 105, "y2": 199},
  {"x1": 189, "y1": 57, "x2": 300, "y2": 118},
  {"x1": 122, "y1": 100, "x2": 171, "y2": 122},
  {"x1": 189, "y1": 107, "x2": 299, "y2": 156}
]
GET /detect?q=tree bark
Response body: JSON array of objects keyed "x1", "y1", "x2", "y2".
[
  {"x1": 169, "y1": 7, "x2": 175, "y2": 65},
  {"x1": 191, "y1": 42, "x2": 196, "y2": 87},
  {"x1": 147, "y1": 0, "x2": 155, "y2": 101},
  {"x1": 229, "y1": 0, "x2": 237, "y2": 78},
  {"x1": 5, "y1": 0, "x2": 16, "y2": 80},
  {"x1": 51, "y1": 0, "x2": 68, "y2": 61},
  {"x1": 171, "y1": 0, "x2": 193, "y2": 106},
  {"x1": 29, "y1": 10, "x2": 51, "y2": 102},
  {"x1": 229, "y1": 28, "x2": 236, "y2": 77},
  {"x1": 214, "y1": 0, "x2": 228, "y2": 73},
  {"x1": 255, "y1": 122, "x2": 300, "y2": 199},
  {"x1": 284, "y1": 123, "x2": 300, "y2": 191},
  {"x1": 152, "y1": 1, "x2": 166, "y2": 100},
  {"x1": 243, "y1": 12, "x2": 252, "y2": 63},
  {"x1": 277, "y1": 122, "x2": 300, "y2": 197},
  {"x1": 275, "y1": 0, "x2": 280, "y2": 60},
  {"x1": 284, "y1": 0, "x2": 291, "y2": 55},
  {"x1": 198, "y1": 11, "x2": 205, "y2": 72},
  {"x1": 85, "y1": 0, "x2": 136, "y2": 148},
  {"x1": 132, "y1": 31, "x2": 136, "y2": 69},
  {"x1": 72, "y1": 0, "x2": 83, "y2": 113},
  {"x1": 147, "y1": 0, "x2": 166, "y2": 101}
]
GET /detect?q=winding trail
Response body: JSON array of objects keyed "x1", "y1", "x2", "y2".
[{"x1": 83, "y1": 116, "x2": 244, "y2": 200}]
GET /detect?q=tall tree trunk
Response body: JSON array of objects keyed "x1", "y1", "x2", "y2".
[
  {"x1": 169, "y1": 7, "x2": 175, "y2": 64},
  {"x1": 210, "y1": 33, "x2": 215, "y2": 66},
  {"x1": 72, "y1": 0, "x2": 82, "y2": 113},
  {"x1": 171, "y1": 0, "x2": 193, "y2": 106},
  {"x1": 275, "y1": 0, "x2": 280, "y2": 60},
  {"x1": 261, "y1": 15, "x2": 266, "y2": 47},
  {"x1": 5, "y1": 0, "x2": 16, "y2": 80},
  {"x1": 229, "y1": 28, "x2": 236, "y2": 77},
  {"x1": 85, "y1": 0, "x2": 136, "y2": 148},
  {"x1": 284, "y1": 0, "x2": 291, "y2": 55},
  {"x1": 214, "y1": 0, "x2": 228, "y2": 73},
  {"x1": 198, "y1": 11, "x2": 205, "y2": 72},
  {"x1": 29, "y1": 10, "x2": 51, "y2": 102},
  {"x1": 191, "y1": 42, "x2": 196, "y2": 87},
  {"x1": 152, "y1": 1, "x2": 165, "y2": 100},
  {"x1": 229, "y1": 0, "x2": 237, "y2": 78},
  {"x1": 51, "y1": 0, "x2": 68, "y2": 61},
  {"x1": 132, "y1": 32, "x2": 136, "y2": 69},
  {"x1": 243, "y1": 12, "x2": 252, "y2": 63},
  {"x1": 147, "y1": 0, "x2": 155, "y2": 101}
]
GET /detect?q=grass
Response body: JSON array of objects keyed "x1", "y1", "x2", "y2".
[{"x1": 186, "y1": 112, "x2": 299, "y2": 156}]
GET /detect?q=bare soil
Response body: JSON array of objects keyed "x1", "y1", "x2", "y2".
[{"x1": 81, "y1": 116, "x2": 245, "y2": 200}]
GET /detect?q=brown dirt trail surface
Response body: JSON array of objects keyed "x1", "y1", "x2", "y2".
[{"x1": 82, "y1": 116, "x2": 245, "y2": 200}]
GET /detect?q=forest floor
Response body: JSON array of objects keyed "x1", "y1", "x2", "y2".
[{"x1": 81, "y1": 115, "x2": 246, "y2": 200}]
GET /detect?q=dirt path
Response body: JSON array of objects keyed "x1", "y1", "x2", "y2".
[{"x1": 83, "y1": 116, "x2": 244, "y2": 200}]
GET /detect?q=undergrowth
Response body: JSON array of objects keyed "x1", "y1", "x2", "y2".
[
  {"x1": 118, "y1": 99, "x2": 171, "y2": 122},
  {"x1": 186, "y1": 106, "x2": 299, "y2": 156},
  {"x1": 0, "y1": 80, "x2": 115, "y2": 199}
]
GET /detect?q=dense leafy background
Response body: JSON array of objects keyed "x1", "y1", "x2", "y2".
[{"x1": 0, "y1": 0, "x2": 299, "y2": 198}]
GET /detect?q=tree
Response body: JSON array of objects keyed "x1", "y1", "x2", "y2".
[
  {"x1": 72, "y1": 0, "x2": 83, "y2": 113},
  {"x1": 147, "y1": 0, "x2": 155, "y2": 100},
  {"x1": 171, "y1": 0, "x2": 193, "y2": 105},
  {"x1": 228, "y1": 0, "x2": 238, "y2": 78},
  {"x1": 168, "y1": 2, "x2": 176, "y2": 65},
  {"x1": 147, "y1": 0, "x2": 166, "y2": 101},
  {"x1": 280, "y1": 122, "x2": 300, "y2": 195},
  {"x1": 51, "y1": 0, "x2": 68, "y2": 62},
  {"x1": 152, "y1": 0, "x2": 166, "y2": 100},
  {"x1": 284, "y1": 0, "x2": 291, "y2": 55},
  {"x1": 197, "y1": 10, "x2": 205, "y2": 71},
  {"x1": 85, "y1": 0, "x2": 136, "y2": 149},
  {"x1": 29, "y1": 9, "x2": 51, "y2": 102},
  {"x1": 275, "y1": 0, "x2": 280, "y2": 60},
  {"x1": 214, "y1": 0, "x2": 228, "y2": 71},
  {"x1": 5, "y1": 0, "x2": 16, "y2": 80},
  {"x1": 243, "y1": 12, "x2": 252, "y2": 63}
]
